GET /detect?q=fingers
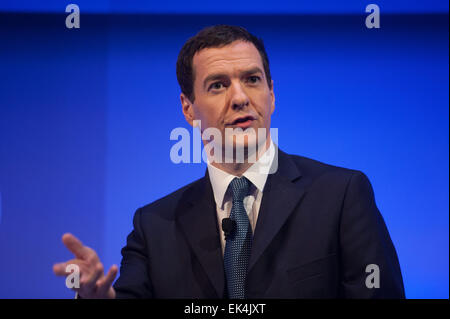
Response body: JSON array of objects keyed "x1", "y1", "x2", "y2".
[
  {"x1": 54, "y1": 233, "x2": 116, "y2": 298},
  {"x1": 95, "y1": 265, "x2": 118, "y2": 297},
  {"x1": 80, "y1": 262, "x2": 104, "y2": 293},
  {"x1": 53, "y1": 259, "x2": 78, "y2": 276},
  {"x1": 62, "y1": 233, "x2": 96, "y2": 261},
  {"x1": 53, "y1": 260, "x2": 118, "y2": 299}
]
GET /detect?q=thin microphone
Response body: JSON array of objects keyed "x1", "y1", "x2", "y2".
[{"x1": 222, "y1": 218, "x2": 236, "y2": 241}]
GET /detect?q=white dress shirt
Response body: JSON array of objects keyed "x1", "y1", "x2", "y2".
[{"x1": 206, "y1": 140, "x2": 276, "y2": 255}]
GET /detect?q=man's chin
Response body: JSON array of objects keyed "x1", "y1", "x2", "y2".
[{"x1": 222, "y1": 139, "x2": 265, "y2": 163}]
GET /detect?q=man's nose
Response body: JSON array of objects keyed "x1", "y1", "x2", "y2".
[{"x1": 230, "y1": 82, "x2": 249, "y2": 110}]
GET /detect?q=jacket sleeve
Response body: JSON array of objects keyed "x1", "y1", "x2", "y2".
[
  {"x1": 338, "y1": 171, "x2": 405, "y2": 298},
  {"x1": 113, "y1": 208, "x2": 153, "y2": 298}
]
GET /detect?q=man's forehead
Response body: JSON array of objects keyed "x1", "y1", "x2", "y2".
[{"x1": 193, "y1": 41, "x2": 264, "y2": 76}]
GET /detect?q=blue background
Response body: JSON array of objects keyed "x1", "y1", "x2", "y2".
[
  {"x1": 0, "y1": 1, "x2": 448, "y2": 298},
  {"x1": 0, "y1": 0, "x2": 448, "y2": 14}
]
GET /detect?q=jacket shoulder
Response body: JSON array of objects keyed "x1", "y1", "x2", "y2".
[
  {"x1": 289, "y1": 153, "x2": 354, "y2": 174},
  {"x1": 285, "y1": 152, "x2": 368, "y2": 184}
]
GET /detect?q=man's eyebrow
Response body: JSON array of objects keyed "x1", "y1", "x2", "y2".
[
  {"x1": 202, "y1": 67, "x2": 264, "y2": 90},
  {"x1": 240, "y1": 67, "x2": 264, "y2": 77},
  {"x1": 203, "y1": 73, "x2": 228, "y2": 90}
]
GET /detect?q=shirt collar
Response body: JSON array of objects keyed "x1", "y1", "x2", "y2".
[{"x1": 207, "y1": 140, "x2": 276, "y2": 209}]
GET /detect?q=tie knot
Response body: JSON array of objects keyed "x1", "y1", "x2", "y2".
[{"x1": 230, "y1": 177, "x2": 249, "y2": 202}]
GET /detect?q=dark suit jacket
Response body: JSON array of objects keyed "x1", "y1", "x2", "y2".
[{"x1": 113, "y1": 149, "x2": 405, "y2": 298}]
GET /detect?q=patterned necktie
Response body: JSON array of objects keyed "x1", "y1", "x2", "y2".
[{"x1": 224, "y1": 177, "x2": 252, "y2": 299}]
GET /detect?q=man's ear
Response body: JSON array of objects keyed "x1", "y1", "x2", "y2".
[
  {"x1": 180, "y1": 93, "x2": 195, "y2": 126},
  {"x1": 270, "y1": 79, "x2": 275, "y2": 114}
]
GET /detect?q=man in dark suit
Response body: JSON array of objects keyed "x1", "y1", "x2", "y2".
[{"x1": 53, "y1": 25, "x2": 404, "y2": 298}]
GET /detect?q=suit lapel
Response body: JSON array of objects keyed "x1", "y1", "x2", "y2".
[
  {"x1": 174, "y1": 150, "x2": 306, "y2": 296},
  {"x1": 176, "y1": 175, "x2": 225, "y2": 298},
  {"x1": 248, "y1": 150, "x2": 307, "y2": 272}
]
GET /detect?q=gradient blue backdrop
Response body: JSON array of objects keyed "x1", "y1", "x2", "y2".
[{"x1": 0, "y1": 1, "x2": 448, "y2": 298}]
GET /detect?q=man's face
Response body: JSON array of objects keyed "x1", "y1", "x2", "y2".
[{"x1": 181, "y1": 40, "x2": 275, "y2": 154}]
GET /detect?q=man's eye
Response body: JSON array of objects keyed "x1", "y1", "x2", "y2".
[
  {"x1": 209, "y1": 82, "x2": 224, "y2": 90},
  {"x1": 247, "y1": 76, "x2": 261, "y2": 84}
]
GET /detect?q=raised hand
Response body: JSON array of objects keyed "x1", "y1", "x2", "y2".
[{"x1": 53, "y1": 233, "x2": 118, "y2": 299}]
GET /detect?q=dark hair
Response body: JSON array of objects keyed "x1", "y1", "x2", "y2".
[{"x1": 176, "y1": 25, "x2": 272, "y2": 102}]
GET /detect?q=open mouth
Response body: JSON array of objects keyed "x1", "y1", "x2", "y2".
[{"x1": 229, "y1": 116, "x2": 256, "y2": 128}]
